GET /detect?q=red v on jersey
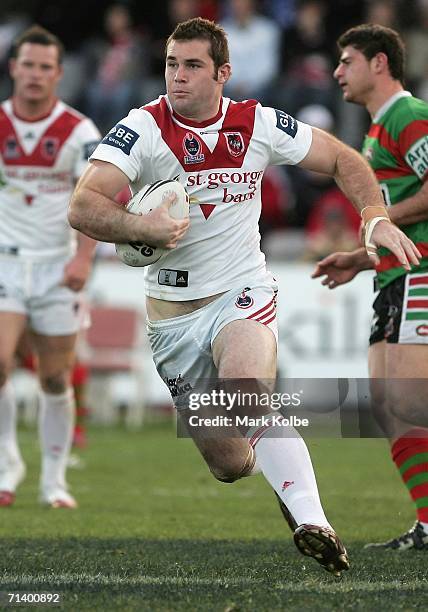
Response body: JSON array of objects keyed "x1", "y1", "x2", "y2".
[
  {"x1": 143, "y1": 97, "x2": 257, "y2": 172},
  {"x1": 0, "y1": 106, "x2": 81, "y2": 167}
]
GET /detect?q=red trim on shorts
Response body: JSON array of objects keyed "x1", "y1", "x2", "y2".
[{"x1": 247, "y1": 298, "x2": 274, "y2": 319}]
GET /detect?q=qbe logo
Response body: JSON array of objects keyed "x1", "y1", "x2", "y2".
[{"x1": 101, "y1": 123, "x2": 139, "y2": 155}]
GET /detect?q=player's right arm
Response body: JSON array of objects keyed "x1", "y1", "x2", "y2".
[
  {"x1": 68, "y1": 160, "x2": 189, "y2": 249},
  {"x1": 311, "y1": 247, "x2": 374, "y2": 289}
]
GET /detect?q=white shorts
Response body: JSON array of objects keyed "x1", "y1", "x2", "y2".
[
  {"x1": 0, "y1": 255, "x2": 89, "y2": 335},
  {"x1": 146, "y1": 279, "x2": 278, "y2": 409}
]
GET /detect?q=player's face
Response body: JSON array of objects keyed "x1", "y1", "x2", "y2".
[
  {"x1": 165, "y1": 39, "x2": 231, "y2": 121},
  {"x1": 334, "y1": 46, "x2": 375, "y2": 105},
  {"x1": 9, "y1": 43, "x2": 63, "y2": 104}
]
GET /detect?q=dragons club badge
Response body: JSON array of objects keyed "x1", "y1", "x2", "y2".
[
  {"x1": 235, "y1": 287, "x2": 254, "y2": 309},
  {"x1": 224, "y1": 132, "x2": 244, "y2": 157},
  {"x1": 183, "y1": 132, "x2": 204, "y2": 164}
]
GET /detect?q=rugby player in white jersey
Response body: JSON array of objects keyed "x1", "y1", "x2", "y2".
[
  {"x1": 69, "y1": 18, "x2": 420, "y2": 574},
  {"x1": 0, "y1": 26, "x2": 100, "y2": 508}
]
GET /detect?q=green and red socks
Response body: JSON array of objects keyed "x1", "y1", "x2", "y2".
[{"x1": 392, "y1": 429, "x2": 428, "y2": 531}]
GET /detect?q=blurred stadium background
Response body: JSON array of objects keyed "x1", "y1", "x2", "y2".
[{"x1": 2, "y1": 1, "x2": 428, "y2": 610}]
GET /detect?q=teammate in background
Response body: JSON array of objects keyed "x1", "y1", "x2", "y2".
[
  {"x1": 69, "y1": 18, "x2": 419, "y2": 574},
  {"x1": 0, "y1": 26, "x2": 100, "y2": 508},
  {"x1": 313, "y1": 24, "x2": 428, "y2": 550}
]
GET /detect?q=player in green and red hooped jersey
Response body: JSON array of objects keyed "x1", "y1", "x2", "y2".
[{"x1": 312, "y1": 24, "x2": 428, "y2": 550}]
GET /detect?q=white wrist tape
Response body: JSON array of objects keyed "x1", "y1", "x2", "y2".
[{"x1": 365, "y1": 216, "x2": 390, "y2": 255}]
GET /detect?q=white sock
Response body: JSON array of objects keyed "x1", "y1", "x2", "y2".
[
  {"x1": 0, "y1": 382, "x2": 23, "y2": 465},
  {"x1": 39, "y1": 388, "x2": 75, "y2": 493},
  {"x1": 251, "y1": 423, "x2": 331, "y2": 528},
  {"x1": 420, "y1": 521, "x2": 428, "y2": 533},
  {"x1": 0, "y1": 382, "x2": 25, "y2": 490}
]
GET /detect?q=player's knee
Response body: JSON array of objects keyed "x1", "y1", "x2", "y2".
[
  {"x1": 209, "y1": 446, "x2": 255, "y2": 483},
  {"x1": 40, "y1": 372, "x2": 68, "y2": 394}
]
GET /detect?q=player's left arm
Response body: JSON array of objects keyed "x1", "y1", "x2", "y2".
[
  {"x1": 299, "y1": 127, "x2": 421, "y2": 269},
  {"x1": 62, "y1": 119, "x2": 100, "y2": 292},
  {"x1": 388, "y1": 125, "x2": 428, "y2": 226},
  {"x1": 388, "y1": 179, "x2": 428, "y2": 226}
]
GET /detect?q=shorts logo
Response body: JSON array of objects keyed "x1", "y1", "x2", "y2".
[
  {"x1": 235, "y1": 287, "x2": 254, "y2": 309},
  {"x1": 164, "y1": 374, "x2": 193, "y2": 398},
  {"x1": 274, "y1": 109, "x2": 298, "y2": 138},
  {"x1": 158, "y1": 269, "x2": 189, "y2": 287},
  {"x1": 224, "y1": 132, "x2": 244, "y2": 157},
  {"x1": 41, "y1": 137, "x2": 59, "y2": 160},
  {"x1": 416, "y1": 324, "x2": 428, "y2": 336},
  {"x1": 101, "y1": 124, "x2": 139, "y2": 155},
  {"x1": 183, "y1": 132, "x2": 204, "y2": 164}
]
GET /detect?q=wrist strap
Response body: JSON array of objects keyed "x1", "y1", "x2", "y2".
[
  {"x1": 365, "y1": 216, "x2": 391, "y2": 255},
  {"x1": 361, "y1": 205, "x2": 390, "y2": 224}
]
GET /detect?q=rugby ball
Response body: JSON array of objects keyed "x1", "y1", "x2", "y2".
[{"x1": 115, "y1": 179, "x2": 189, "y2": 267}]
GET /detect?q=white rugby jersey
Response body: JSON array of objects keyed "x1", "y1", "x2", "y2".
[
  {"x1": 91, "y1": 96, "x2": 312, "y2": 300},
  {"x1": 0, "y1": 99, "x2": 100, "y2": 258}
]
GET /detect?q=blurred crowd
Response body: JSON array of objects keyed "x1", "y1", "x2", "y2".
[{"x1": 1, "y1": 0, "x2": 428, "y2": 261}]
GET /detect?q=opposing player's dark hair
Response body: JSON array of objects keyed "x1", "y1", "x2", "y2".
[
  {"x1": 11, "y1": 24, "x2": 64, "y2": 64},
  {"x1": 166, "y1": 17, "x2": 229, "y2": 76},
  {"x1": 337, "y1": 24, "x2": 405, "y2": 83}
]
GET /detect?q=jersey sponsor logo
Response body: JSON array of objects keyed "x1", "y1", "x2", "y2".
[
  {"x1": 101, "y1": 123, "x2": 139, "y2": 155},
  {"x1": 224, "y1": 132, "x2": 244, "y2": 157},
  {"x1": 41, "y1": 137, "x2": 59, "y2": 160},
  {"x1": 235, "y1": 288, "x2": 254, "y2": 309},
  {"x1": 164, "y1": 374, "x2": 193, "y2": 398},
  {"x1": 182, "y1": 132, "x2": 204, "y2": 164},
  {"x1": 274, "y1": 109, "x2": 298, "y2": 138},
  {"x1": 416, "y1": 324, "x2": 428, "y2": 336},
  {"x1": 83, "y1": 140, "x2": 100, "y2": 159},
  {"x1": 3, "y1": 136, "x2": 21, "y2": 159},
  {"x1": 158, "y1": 269, "x2": 189, "y2": 287},
  {"x1": 405, "y1": 135, "x2": 428, "y2": 179}
]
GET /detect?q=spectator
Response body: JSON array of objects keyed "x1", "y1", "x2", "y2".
[
  {"x1": 221, "y1": 0, "x2": 281, "y2": 102},
  {"x1": 82, "y1": 3, "x2": 148, "y2": 133},
  {"x1": 273, "y1": 0, "x2": 335, "y2": 115}
]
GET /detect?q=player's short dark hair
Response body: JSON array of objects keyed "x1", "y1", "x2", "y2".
[
  {"x1": 11, "y1": 24, "x2": 64, "y2": 65},
  {"x1": 166, "y1": 17, "x2": 229, "y2": 76},
  {"x1": 337, "y1": 24, "x2": 405, "y2": 83}
]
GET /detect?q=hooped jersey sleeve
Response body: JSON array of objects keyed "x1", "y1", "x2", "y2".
[
  {"x1": 90, "y1": 108, "x2": 153, "y2": 182},
  {"x1": 260, "y1": 106, "x2": 313, "y2": 166}
]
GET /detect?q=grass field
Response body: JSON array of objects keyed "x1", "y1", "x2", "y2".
[{"x1": 1, "y1": 422, "x2": 427, "y2": 611}]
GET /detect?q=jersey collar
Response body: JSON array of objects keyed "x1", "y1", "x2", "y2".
[
  {"x1": 372, "y1": 90, "x2": 412, "y2": 123},
  {"x1": 169, "y1": 97, "x2": 227, "y2": 129}
]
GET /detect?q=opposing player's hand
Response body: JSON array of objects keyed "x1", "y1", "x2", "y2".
[
  {"x1": 369, "y1": 220, "x2": 421, "y2": 270},
  {"x1": 311, "y1": 251, "x2": 365, "y2": 289},
  {"x1": 62, "y1": 255, "x2": 92, "y2": 292},
  {"x1": 136, "y1": 191, "x2": 190, "y2": 249}
]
